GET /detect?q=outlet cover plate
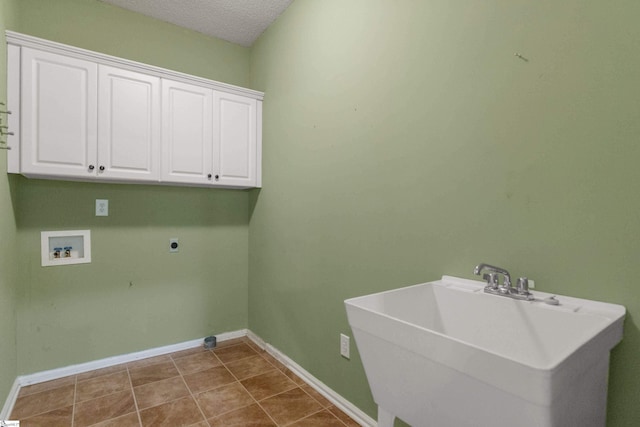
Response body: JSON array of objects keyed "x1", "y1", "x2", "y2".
[
  {"x1": 340, "y1": 333, "x2": 350, "y2": 359},
  {"x1": 96, "y1": 199, "x2": 108, "y2": 216}
]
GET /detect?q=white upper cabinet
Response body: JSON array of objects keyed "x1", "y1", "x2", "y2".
[
  {"x1": 163, "y1": 83, "x2": 258, "y2": 188},
  {"x1": 7, "y1": 32, "x2": 263, "y2": 189},
  {"x1": 98, "y1": 65, "x2": 161, "y2": 181},
  {"x1": 162, "y1": 79, "x2": 213, "y2": 184},
  {"x1": 213, "y1": 92, "x2": 257, "y2": 187},
  {"x1": 20, "y1": 47, "x2": 98, "y2": 178}
]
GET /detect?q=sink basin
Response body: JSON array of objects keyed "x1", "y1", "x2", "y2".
[{"x1": 345, "y1": 276, "x2": 625, "y2": 427}]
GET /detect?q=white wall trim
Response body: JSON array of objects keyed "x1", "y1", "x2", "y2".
[
  {"x1": 246, "y1": 333, "x2": 377, "y2": 427},
  {"x1": 0, "y1": 378, "x2": 20, "y2": 420},
  {"x1": 20, "y1": 329, "x2": 247, "y2": 386},
  {"x1": 2, "y1": 329, "x2": 375, "y2": 426},
  {"x1": 5, "y1": 31, "x2": 264, "y2": 101},
  {"x1": 6, "y1": 43, "x2": 20, "y2": 172},
  {"x1": 0, "y1": 329, "x2": 247, "y2": 418}
]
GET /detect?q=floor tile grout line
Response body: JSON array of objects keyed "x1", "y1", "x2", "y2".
[
  {"x1": 74, "y1": 370, "x2": 133, "y2": 405},
  {"x1": 72, "y1": 372, "x2": 137, "y2": 406},
  {"x1": 237, "y1": 379, "x2": 281, "y2": 426},
  {"x1": 296, "y1": 384, "x2": 353, "y2": 427},
  {"x1": 213, "y1": 348, "x2": 283, "y2": 426},
  {"x1": 283, "y1": 407, "x2": 329, "y2": 427},
  {"x1": 230, "y1": 346, "x2": 324, "y2": 426},
  {"x1": 249, "y1": 344, "x2": 356, "y2": 426},
  {"x1": 127, "y1": 355, "x2": 174, "y2": 373},
  {"x1": 225, "y1": 350, "x2": 318, "y2": 427},
  {"x1": 18, "y1": 377, "x2": 75, "y2": 398},
  {"x1": 299, "y1": 385, "x2": 337, "y2": 411},
  {"x1": 170, "y1": 353, "x2": 211, "y2": 427},
  {"x1": 222, "y1": 347, "x2": 279, "y2": 383},
  {"x1": 208, "y1": 348, "x2": 224, "y2": 367},
  {"x1": 249, "y1": 348, "x2": 353, "y2": 427},
  {"x1": 213, "y1": 341, "x2": 261, "y2": 365},
  {"x1": 10, "y1": 380, "x2": 77, "y2": 421},
  {"x1": 223, "y1": 363, "x2": 280, "y2": 426},
  {"x1": 199, "y1": 350, "x2": 261, "y2": 423},
  {"x1": 246, "y1": 380, "x2": 298, "y2": 403},
  {"x1": 71, "y1": 374, "x2": 78, "y2": 427},
  {"x1": 125, "y1": 366, "x2": 144, "y2": 427},
  {"x1": 297, "y1": 406, "x2": 351, "y2": 427},
  {"x1": 76, "y1": 365, "x2": 127, "y2": 385}
]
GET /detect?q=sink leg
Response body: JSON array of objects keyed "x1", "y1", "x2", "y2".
[{"x1": 378, "y1": 407, "x2": 395, "y2": 427}]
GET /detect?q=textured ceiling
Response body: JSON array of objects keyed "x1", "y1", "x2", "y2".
[{"x1": 99, "y1": 0, "x2": 294, "y2": 47}]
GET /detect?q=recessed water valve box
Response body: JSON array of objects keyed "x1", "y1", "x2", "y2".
[{"x1": 41, "y1": 230, "x2": 91, "y2": 266}]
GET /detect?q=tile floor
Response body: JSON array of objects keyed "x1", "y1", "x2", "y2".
[{"x1": 10, "y1": 337, "x2": 360, "y2": 427}]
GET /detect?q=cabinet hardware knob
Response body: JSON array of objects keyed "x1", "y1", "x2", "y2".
[
  {"x1": 215, "y1": 175, "x2": 219, "y2": 180},
  {"x1": 207, "y1": 174, "x2": 212, "y2": 179},
  {"x1": 88, "y1": 165, "x2": 95, "y2": 171},
  {"x1": 99, "y1": 165, "x2": 105, "y2": 171}
]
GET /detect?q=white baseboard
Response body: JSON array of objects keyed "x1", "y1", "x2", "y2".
[
  {"x1": 2, "y1": 329, "x2": 376, "y2": 427},
  {"x1": 0, "y1": 329, "x2": 247, "y2": 419},
  {"x1": 245, "y1": 335, "x2": 376, "y2": 427},
  {"x1": 0, "y1": 378, "x2": 20, "y2": 420},
  {"x1": 246, "y1": 329, "x2": 267, "y2": 349}
]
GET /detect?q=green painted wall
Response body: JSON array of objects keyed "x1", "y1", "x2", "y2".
[
  {"x1": 7, "y1": 0, "x2": 252, "y2": 374},
  {"x1": 16, "y1": 180, "x2": 248, "y2": 373},
  {"x1": 248, "y1": 1, "x2": 640, "y2": 426},
  {"x1": 0, "y1": 0, "x2": 19, "y2": 401}
]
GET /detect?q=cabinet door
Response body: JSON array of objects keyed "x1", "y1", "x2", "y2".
[
  {"x1": 21, "y1": 48, "x2": 98, "y2": 177},
  {"x1": 212, "y1": 92, "x2": 257, "y2": 187},
  {"x1": 98, "y1": 65, "x2": 160, "y2": 181},
  {"x1": 162, "y1": 80, "x2": 213, "y2": 184}
]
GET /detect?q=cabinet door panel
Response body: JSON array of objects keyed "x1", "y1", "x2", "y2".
[
  {"x1": 21, "y1": 48, "x2": 97, "y2": 177},
  {"x1": 213, "y1": 92, "x2": 257, "y2": 187},
  {"x1": 98, "y1": 65, "x2": 160, "y2": 181},
  {"x1": 162, "y1": 80, "x2": 213, "y2": 184}
]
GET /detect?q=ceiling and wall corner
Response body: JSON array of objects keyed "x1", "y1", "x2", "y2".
[
  {"x1": 99, "y1": 0, "x2": 294, "y2": 47},
  {"x1": 17, "y1": 0, "x2": 253, "y2": 88}
]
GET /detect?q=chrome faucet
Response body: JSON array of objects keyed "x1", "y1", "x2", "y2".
[
  {"x1": 473, "y1": 263, "x2": 512, "y2": 290},
  {"x1": 473, "y1": 263, "x2": 534, "y2": 301}
]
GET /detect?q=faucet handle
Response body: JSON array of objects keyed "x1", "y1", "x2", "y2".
[
  {"x1": 517, "y1": 277, "x2": 530, "y2": 294},
  {"x1": 482, "y1": 273, "x2": 499, "y2": 289}
]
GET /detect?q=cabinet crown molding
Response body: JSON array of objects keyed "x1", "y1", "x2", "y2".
[{"x1": 5, "y1": 30, "x2": 264, "y2": 101}]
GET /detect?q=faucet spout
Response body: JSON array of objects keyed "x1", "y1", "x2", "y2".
[
  {"x1": 473, "y1": 263, "x2": 534, "y2": 301},
  {"x1": 473, "y1": 263, "x2": 512, "y2": 288}
]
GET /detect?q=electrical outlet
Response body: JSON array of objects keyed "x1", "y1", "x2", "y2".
[
  {"x1": 96, "y1": 199, "x2": 108, "y2": 216},
  {"x1": 169, "y1": 238, "x2": 179, "y2": 253},
  {"x1": 340, "y1": 333, "x2": 350, "y2": 359},
  {"x1": 529, "y1": 279, "x2": 535, "y2": 289}
]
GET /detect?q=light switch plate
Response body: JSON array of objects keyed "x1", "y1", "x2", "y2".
[{"x1": 96, "y1": 199, "x2": 108, "y2": 216}]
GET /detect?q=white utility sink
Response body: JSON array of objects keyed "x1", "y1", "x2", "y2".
[{"x1": 345, "y1": 276, "x2": 625, "y2": 427}]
